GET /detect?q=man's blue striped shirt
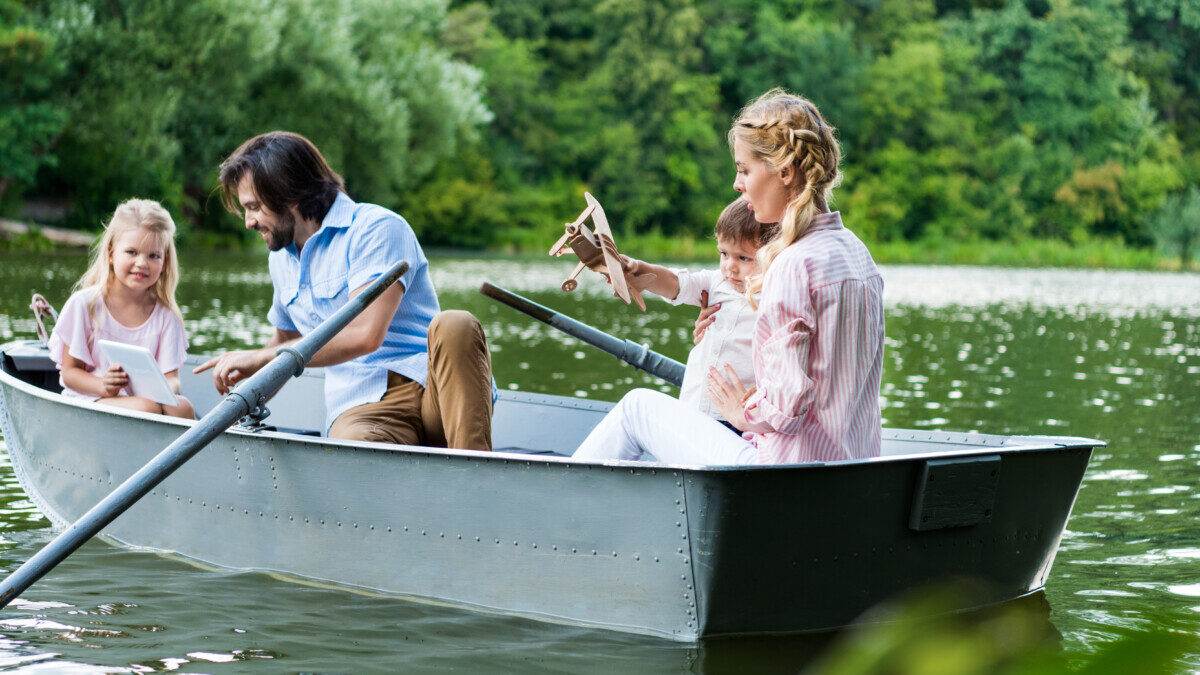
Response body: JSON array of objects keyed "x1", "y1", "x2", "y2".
[{"x1": 267, "y1": 193, "x2": 438, "y2": 433}]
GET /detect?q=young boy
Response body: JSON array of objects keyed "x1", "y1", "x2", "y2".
[{"x1": 619, "y1": 198, "x2": 777, "y2": 427}]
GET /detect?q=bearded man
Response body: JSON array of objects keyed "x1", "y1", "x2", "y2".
[{"x1": 195, "y1": 131, "x2": 493, "y2": 450}]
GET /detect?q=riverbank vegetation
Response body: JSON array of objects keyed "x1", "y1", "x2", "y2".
[
  {"x1": 2, "y1": 0, "x2": 1198, "y2": 270},
  {"x1": 618, "y1": 233, "x2": 1178, "y2": 270}
]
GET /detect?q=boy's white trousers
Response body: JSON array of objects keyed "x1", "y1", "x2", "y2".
[{"x1": 572, "y1": 388, "x2": 759, "y2": 465}]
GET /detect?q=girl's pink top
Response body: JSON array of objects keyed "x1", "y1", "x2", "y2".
[
  {"x1": 47, "y1": 289, "x2": 188, "y2": 400},
  {"x1": 742, "y1": 212, "x2": 885, "y2": 463}
]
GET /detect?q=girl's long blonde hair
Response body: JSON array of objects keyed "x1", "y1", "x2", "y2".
[
  {"x1": 76, "y1": 199, "x2": 182, "y2": 324},
  {"x1": 729, "y1": 88, "x2": 841, "y2": 299}
]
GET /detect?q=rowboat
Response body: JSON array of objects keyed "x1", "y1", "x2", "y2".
[{"x1": 0, "y1": 339, "x2": 1100, "y2": 641}]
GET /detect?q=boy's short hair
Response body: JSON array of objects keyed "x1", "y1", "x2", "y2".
[{"x1": 715, "y1": 198, "x2": 779, "y2": 246}]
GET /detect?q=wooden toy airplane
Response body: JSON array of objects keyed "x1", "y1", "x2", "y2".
[{"x1": 548, "y1": 192, "x2": 655, "y2": 311}]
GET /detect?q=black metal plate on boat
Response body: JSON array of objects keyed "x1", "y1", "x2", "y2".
[
  {"x1": 909, "y1": 455, "x2": 1000, "y2": 531},
  {"x1": 4, "y1": 344, "x2": 56, "y2": 372}
]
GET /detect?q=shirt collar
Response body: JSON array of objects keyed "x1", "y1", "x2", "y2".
[
  {"x1": 320, "y1": 192, "x2": 355, "y2": 230},
  {"x1": 808, "y1": 211, "x2": 843, "y2": 232},
  {"x1": 282, "y1": 192, "x2": 355, "y2": 260}
]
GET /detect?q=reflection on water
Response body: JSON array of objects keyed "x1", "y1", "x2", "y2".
[
  {"x1": 0, "y1": 533, "x2": 704, "y2": 672},
  {"x1": 0, "y1": 250, "x2": 1198, "y2": 670},
  {"x1": 0, "y1": 527, "x2": 1064, "y2": 673}
]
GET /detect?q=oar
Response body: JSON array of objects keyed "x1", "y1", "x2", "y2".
[
  {"x1": 0, "y1": 260, "x2": 410, "y2": 609},
  {"x1": 479, "y1": 282, "x2": 685, "y2": 387}
]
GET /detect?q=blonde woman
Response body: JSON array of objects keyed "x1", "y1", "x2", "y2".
[
  {"x1": 48, "y1": 199, "x2": 195, "y2": 418},
  {"x1": 574, "y1": 89, "x2": 884, "y2": 464}
]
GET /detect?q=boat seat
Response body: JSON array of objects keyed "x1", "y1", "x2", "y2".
[
  {"x1": 258, "y1": 426, "x2": 323, "y2": 437},
  {"x1": 494, "y1": 446, "x2": 569, "y2": 457},
  {"x1": 2, "y1": 342, "x2": 61, "y2": 392}
]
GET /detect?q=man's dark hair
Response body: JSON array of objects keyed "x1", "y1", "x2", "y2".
[
  {"x1": 219, "y1": 131, "x2": 345, "y2": 223},
  {"x1": 715, "y1": 198, "x2": 779, "y2": 245}
]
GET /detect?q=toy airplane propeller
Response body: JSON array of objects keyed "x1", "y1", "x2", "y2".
[{"x1": 548, "y1": 192, "x2": 655, "y2": 311}]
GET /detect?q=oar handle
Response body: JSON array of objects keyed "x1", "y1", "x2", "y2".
[
  {"x1": 479, "y1": 282, "x2": 685, "y2": 387},
  {"x1": 480, "y1": 282, "x2": 558, "y2": 322},
  {"x1": 0, "y1": 260, "x2": 409, "y2": 609}
]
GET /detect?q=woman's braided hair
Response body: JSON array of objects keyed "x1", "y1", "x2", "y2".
[{"x1": 728, "y1": 88, "x2": 841, "y2": 299}]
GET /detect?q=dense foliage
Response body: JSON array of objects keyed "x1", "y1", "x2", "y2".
[{"x1": 1, "y1": 0, "x2": 1198, "y2": 260}]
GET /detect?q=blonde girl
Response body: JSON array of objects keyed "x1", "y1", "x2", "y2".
[
  {"x1": 48, "y1": 199, "x2": 195, "y2": 418},
  {"x1": 575, "y1": 89, "x2": 884, "y2": 465}
]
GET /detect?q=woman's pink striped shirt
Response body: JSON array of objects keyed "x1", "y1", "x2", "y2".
[{"x1": 741, "y1": 211, "x2": 885, "y2": 463}]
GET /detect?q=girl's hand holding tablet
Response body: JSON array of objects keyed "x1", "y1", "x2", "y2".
[{"x1": 100, "y1": 365, "x2": 130, "y2": 398}]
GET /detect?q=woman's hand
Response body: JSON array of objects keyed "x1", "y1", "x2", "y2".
[
  {"x1": 100, "y1": 365, "x2": 129, "y2": 397},
  {"x1": 693, "y1": 290, "x2": 721, "y2": 344},
  {"x1": 707, "y1": 363, "x2": 755, "y2": 430}
]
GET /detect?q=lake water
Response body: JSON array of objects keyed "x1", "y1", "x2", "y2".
[{"x1": 0, "y1": 250, "x2": 1197, "y2": 671}]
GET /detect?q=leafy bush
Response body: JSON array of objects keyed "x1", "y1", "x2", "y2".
[{"x1": 1150, "y1": 187, "x2": 1200, "y2": 269}]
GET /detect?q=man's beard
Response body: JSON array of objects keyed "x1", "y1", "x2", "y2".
[{"x1": 264, "y1": 211, "x2": 297, "y2": 252}]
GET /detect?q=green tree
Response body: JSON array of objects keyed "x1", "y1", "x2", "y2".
[
  {"x1": 1150, "y1": 186, "x2": 1200, "y2": 268},
  {"x1": 0, "y1": 0, "x2": 67, "y2": 207},
  {"x1": 963, "y1": 0, "x2": 1173, "y2": 243},
  {"x1": 36, "y1": 0, "x2": 188, "y2": 229},
  {"x1": 554, "y1": 0, "x2": 728, "y2": 236},
  {"x1": 701, "y1": 2, "x2": 870, "y2": 152},
  {"x1": 1125, "y1": 0, "x2": 1200, "y2": 149},
  {"x1": 28, "y1": 0, "x2": 490, "y2": 236}
]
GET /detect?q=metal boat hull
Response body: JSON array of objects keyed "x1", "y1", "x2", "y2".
[{"x1": 0, "y1": 341, "x2": 1097, "y2": 641}]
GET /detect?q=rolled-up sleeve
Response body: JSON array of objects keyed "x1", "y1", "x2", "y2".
[
  {"x1": 667, "y1": 269, "x2": 718, "y2": 307},
  {"x1": 742, "y1": 255, "x2": 817, "y2": 436},
  {"x1": 266, "y1": 256, "x2": 298, "y2": 332},
  {"x1": 347, "y1": 214, "x2": 425, "y2": 294}
]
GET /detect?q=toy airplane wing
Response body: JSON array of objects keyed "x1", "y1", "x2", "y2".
[
  {"x1": 584, "y1": 192, "x2": 634, "y2": 306},
  {"x1": 549, "y1": 202, "x2": 596, "y2": 257}
]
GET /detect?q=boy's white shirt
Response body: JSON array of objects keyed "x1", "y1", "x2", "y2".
[{"x1": 667, "y1": 267, "x2": 757, "y2": 422}]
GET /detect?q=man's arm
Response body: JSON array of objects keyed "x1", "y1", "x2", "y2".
[
  {"x1": 194, "y1": 281, "x2": 404, "y2": 394},
  {"x1": 296, "y1": 280, "x2": 404, "y2": 366},
  {"x1": 267, "y1": 327, "x2": 302, "y2": 347}
]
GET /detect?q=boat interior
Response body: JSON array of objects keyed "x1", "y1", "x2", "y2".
[{"x1": 2, "y1": 341, "x2": 1097, "y2": 462}]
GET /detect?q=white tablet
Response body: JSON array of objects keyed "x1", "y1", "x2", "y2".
[{"x1": 97, "y1": 340, "x2": 179, "y2": 406}]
